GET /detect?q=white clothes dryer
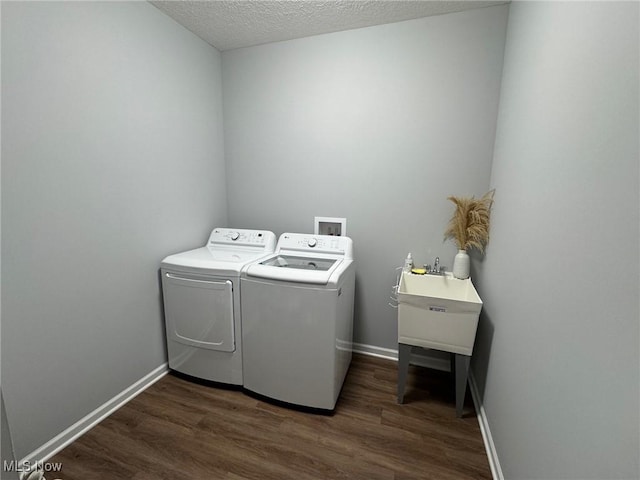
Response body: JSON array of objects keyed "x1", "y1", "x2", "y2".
[
  {"x1": 161, "y1": 228, "x2": 276, "y2": 385},
  {"x1": 241, "y1": 233, "x2": 355, "y2": 410}
]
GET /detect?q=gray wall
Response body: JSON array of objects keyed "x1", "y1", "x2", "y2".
[
  {"x1": 473, "y1": 2, "x2": 639, "y2": 479},
  {"x1": 222, "y1": 5, "x2": 509, "y2": 349},
  {"x1": 1, "y1": 1, "x2": 226, "y2": 458},
  {"x1": 1, "y1": 392, "x2": 18, "y2": 480}
]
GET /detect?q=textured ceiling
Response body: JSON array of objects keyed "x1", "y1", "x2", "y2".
[{"x1": 150, "y1": 1, "x2": 509, "y2": 51}]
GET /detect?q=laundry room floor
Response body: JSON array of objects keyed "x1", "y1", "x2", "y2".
[{"x1": 49, "y1": 354, "x2": 491, "y2": 479}]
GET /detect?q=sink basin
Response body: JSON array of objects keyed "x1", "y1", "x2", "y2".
[{"x1": 397, "y1": 272, "x2": 482, "y2": 355}]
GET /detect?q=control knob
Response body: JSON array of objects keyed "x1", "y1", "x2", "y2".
[
  {"x1": 230, "y1": 231, "x2": 240, "y2": 241},
  {"x1": 308, "y1": 238, "x2": 317, "y2": 247}
]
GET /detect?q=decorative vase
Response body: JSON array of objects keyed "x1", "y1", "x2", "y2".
[{"x1": 453, "y1": 250, "x2": 470, "y2": 279}]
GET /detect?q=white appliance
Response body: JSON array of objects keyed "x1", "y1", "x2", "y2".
[
  {"x1": 161, "y1": 228, "x2": 276, "y2": 385},
  {"x1": 241, "y1": 233, "x2": 355, "y2": 410}
]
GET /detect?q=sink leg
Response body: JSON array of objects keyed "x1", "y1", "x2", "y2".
[
  {"x1": 455, "y1": 354, "x2": 470, "y2": 418},
  {"x1": 397, "y1": 344, "x2": 412, "y2": 404},
  {"x1": 450, "y1": 352, "x2": 456, "y2": 377}
]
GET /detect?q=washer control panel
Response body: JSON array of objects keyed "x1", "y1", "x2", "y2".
[
  {"x1": 209, "y1": 228, "x2": 276, "y2": 250},
  {"x1": 277, "y1": 233, "x2": 353, "y2": 259}
]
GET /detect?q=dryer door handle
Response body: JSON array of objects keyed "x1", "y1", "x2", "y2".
[{"x1": 165, "y1": 272, "x2": 230, "y2": 288}]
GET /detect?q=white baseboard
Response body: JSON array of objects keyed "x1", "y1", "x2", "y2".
[
  {"x1": 21, "y1": 363, "x2": 168, "y2": 468},
  {"x1": 353, "y1": 342, "x2": 502, "y2": 480},
  {"x1": 468, "y1": 374, "x2": 503, "y2": 480},
  {"x1": 352, "y1": 341, "x2": 451, "y2": 371}
]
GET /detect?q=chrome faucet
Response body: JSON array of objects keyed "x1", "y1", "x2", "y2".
[{"x1": 426, "y1": 257, "x2": 446, "y2": 275}]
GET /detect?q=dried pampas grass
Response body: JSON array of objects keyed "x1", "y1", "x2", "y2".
[{"x1": 444, "y1": 189, "x2": 495, "y2": 253}]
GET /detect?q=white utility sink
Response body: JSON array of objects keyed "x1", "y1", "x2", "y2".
[{"x1": 397, "y1": 272, "x2": 482, "y2": 356}]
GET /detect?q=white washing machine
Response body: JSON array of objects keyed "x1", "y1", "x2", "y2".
[
  {"x1": 161, "y1": 228, "x2": 276, "y2": 385},
  {"x1": 241, "y1": 233, "x2": 355, "y2": 410}
]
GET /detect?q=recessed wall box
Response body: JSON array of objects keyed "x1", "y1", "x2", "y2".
[{"x1": 314, "y1": 217, "x2": 346, "y2": 236}]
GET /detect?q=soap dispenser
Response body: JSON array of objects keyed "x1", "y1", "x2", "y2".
[{"x1": 403, "y1": 253, "x2": 413, "y2": 273}]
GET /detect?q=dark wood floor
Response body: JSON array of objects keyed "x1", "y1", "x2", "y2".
[{"x1": 50, "y1": 354, "x2": 491, "y2": 479}]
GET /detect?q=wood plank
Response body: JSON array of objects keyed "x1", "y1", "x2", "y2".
[{"x1": 49, "y1": 354, "x2": 491, "y2": 479}]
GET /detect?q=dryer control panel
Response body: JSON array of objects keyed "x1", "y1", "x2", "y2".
[{"x1": 209, "y1": 228, "x2": 276, "y2": 250}]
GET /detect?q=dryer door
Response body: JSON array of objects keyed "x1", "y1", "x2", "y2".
[{"x1": 163, "y1": 272, "x2": 235, "y2": 352}]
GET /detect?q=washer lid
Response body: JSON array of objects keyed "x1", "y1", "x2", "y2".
[
  {"x1": 260, "y1": 255, "x2": 338, "y2": 271},
  {"x1": 245, "y1": 254, "x2": 344, "y2": 285}
]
